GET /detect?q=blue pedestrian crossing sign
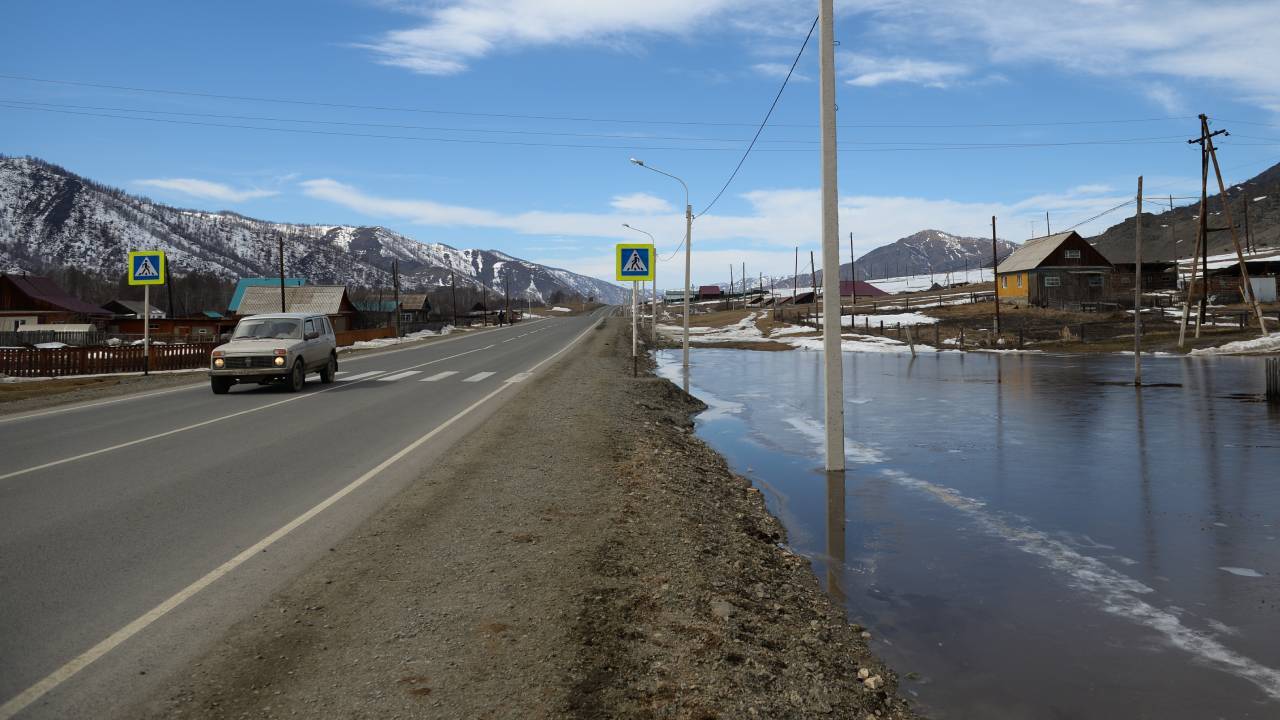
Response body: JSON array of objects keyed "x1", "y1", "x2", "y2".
[
  {"x1": 615, "y1": 244, "x2": 655, "y2": 281},
  {"x1": 128, "y1": 250, "x2": 166, "y2": 285}
]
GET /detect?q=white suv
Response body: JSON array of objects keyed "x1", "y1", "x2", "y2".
[{"x1": 209, "y1": 313, "x2": 337, "y2": 394}]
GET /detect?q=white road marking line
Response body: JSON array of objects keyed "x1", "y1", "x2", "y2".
[
  {"x1": 483, "y1": 344, "x2": 496, "y2": 349},
  {"x1": 0, "y1": 314, "x2": 602, "y2": 720},
  {"x1": 505, "y1": 372, "x2": 532, "y2": 383},
  {"x1": 339, "y1": 371, "x2": 384, "y2": 382},
  {"x1": 0, "y1": 347, "x2": 488, "y2": 484},
  {"x1": 421, "y1": 371, "x2": 458, "y2": 382},
  {"x1": 377, "y1": 370, "x2": 423, "y2": 382},
  {"x1": 462, "y1": 372, "x2": 496, "y2": 383},
  {"x1": 502, "y1": 338, "x2": 515, "y2": 343},
  {"x1": 335, "y1": 371, "x2": 349, "y2": 376}
]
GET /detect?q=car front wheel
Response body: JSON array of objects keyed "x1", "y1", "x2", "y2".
[
  {"x1": 287, "y1": 360, "x2": 305, "y2": 392},
  {"x1": 211, "y1": 376, "x2": 233, "y2": 394}
]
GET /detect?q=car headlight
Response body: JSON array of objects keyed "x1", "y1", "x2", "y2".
[
  {"x1": 213, "y1": 357, "x2": 225, "y2": 368},
  {"x1": 274, "y1": 356, "x2": 286, "y2": 367}
]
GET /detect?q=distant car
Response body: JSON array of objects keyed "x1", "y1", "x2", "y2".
[{"x1": 208, "y1": 312, "x2": 337, "y2": 394}]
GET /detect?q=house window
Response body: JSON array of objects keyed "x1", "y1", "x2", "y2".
[
  {"x1": 1017, "y1": 274, "x2": 1023, "y2": 288},
  {"x1": 1001, "y1": 276, "x2": 1008, "y2": 289},
  {"x1": 1088, "y1": 275, "x2": 1104, "y2": 287},
  {"x1": 1044, "y1": 276, "x2": 1063, "y2": 287},
  {"x1": 1064, "y1": 249, "x2": 1082, "y2": 259}
]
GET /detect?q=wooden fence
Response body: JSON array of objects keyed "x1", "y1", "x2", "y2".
[{"x1": 0, "y1": 343, "x2": 216, "y2": 378}]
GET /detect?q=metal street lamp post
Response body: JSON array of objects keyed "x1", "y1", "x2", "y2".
[{"x1": 630, "y1": 158, "x2": 692, "y2": 391}]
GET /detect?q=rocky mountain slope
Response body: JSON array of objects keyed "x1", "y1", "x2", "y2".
[
  {"x1": 1089, "y1": 160, "x2": 1280, "y2": 263},
  {"x1": 0, "y1": 156, "x2": 628, "y2": 304}
]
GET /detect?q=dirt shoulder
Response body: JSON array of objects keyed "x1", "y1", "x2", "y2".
[
  {"x1": 0, "y1": 371, "x2": 205, "y2": 415},
  {"x1": 136, "y1": 318, "x2": 918, "y2": 719}
]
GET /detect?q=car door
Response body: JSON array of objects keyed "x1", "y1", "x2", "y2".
[{"x1": 302, "y1": 317, "x2": 319, "y2": 368}]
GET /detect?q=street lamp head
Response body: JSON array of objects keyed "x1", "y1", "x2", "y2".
[
  {"x1": 622, "y1": 223, "x2": 632, "y2": 228},
  {"x1": 629, "y1": 158, "x2": 644, "y2": 167}
]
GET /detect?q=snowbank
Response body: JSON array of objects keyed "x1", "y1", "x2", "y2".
[
  {"x1": 339, "y1": 326, "x2": 454, "y2": 352},
  {"x1": 549, "y1": 306, "x2": 572, "y2": 312},
  {"x1": 1188, "y1": 334, "x2": 1280, "y2": 356}
]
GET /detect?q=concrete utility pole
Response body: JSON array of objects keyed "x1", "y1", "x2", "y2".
[
  {"x1": 1134, "y1": 176, "x2": 1143, "y2": 386},
  {"x1": 630, "y1": 158, "x2": 691, "y2": 391},
  {"x1": 1046, "y1": 211, "x2": 1051, "y2": 237},
  {"x1": 392, "y1": 258, "x2": 401, "y2": 337},
  {"x1": 729, "y1": 264, "x2": 735, "y2": 310},
  {"x1": 819, "y1": 0, "x2": 846, "y2": 471}
]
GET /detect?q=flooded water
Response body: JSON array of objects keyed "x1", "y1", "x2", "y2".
[{"x1": 656, "y1": 348, "x2": 1280, "y2": 720}]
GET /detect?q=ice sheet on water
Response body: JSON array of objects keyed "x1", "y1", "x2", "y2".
[{"x1": 1218, "y1": 567, "x2": 1264, "y2": 578}]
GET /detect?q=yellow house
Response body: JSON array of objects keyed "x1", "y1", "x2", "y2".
[{"x1": 995, "y1": 231, "x2": 1114, "y2": 308}]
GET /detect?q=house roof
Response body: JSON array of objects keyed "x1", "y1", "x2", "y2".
[
  {"x1": 236, "y1": 285, "x2": 352, "y2": 316},
  {"x1": 399, "y1": 293, "x2": 430, "y2": 311},
  {"x1": 2, "y1": 274, "x2": 111, "y2": 316},
  {"x1": 228, "y1": 277, "x2": 305, "y2": 312},
  {"x1": 698, "y1": 285, "x2": 722, "y2": 295},
  {"x1": 355, "y1": 299, "x2": 400, "y2": 313},
  {"x1": 840, "y1": 280, "x2": 889, "y2": 297},
  {"x1": 103, "y1": 299, "x2": 165, "y2": 317},
  {"x1": 996, "y1": 232, "x2": 1081, "y2": 274}
]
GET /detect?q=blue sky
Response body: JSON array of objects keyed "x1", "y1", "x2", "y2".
[{"x1": 4, "y1": 0, "x2": 1280, "y2": 287}]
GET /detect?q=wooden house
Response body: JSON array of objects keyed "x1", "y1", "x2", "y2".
[
  {"x1": 995, "y1": 232, "x2": 1114, "y2": 307},
  {"x1": 235, "y1": 285, "x2": 358, "y2": 331},
  {"x1": 1, "y1": 273, "x2": 111, "y2": 331}
]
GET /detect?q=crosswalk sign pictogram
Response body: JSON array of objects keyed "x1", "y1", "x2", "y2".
[
  {"x1": 615, "y1": 244, "x2": 655, "y2": 281},
  {"x1": 128, "y1": 250, "x2": 166, "y2": 285}
]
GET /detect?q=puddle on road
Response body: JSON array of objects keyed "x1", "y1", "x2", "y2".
[{"x1": 657, "y1": 348, "x2": 1280, "y2": 719}]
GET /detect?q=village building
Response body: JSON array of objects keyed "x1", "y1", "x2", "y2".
[
  {"x1": 398, "y1": 293, "x2": 432, "y2": 325},
  {"x1": 697, "y1": 285, "x2": 722, "y2": 300},
  {"x1": 840, "y1": 280, "x2": 889, "y2": 299},
  {"x1": 101, "y1": 298, "x2": 166, "y2": 319},
  {"x1": 0, "y1": 273, "x2": 111, "y2": 331},
  {"x1": 227, "y1": 277, "x2": 305, "y2": 314},
  {"x1": 235, "y1": 285, "x2": 358, "y2": 331},
  {"x1": 1177, "y1": 248, "x2": 1280, "y2": 303},
  {"x1": 995, "y1": 231, "x2": 1115, "y2": 308}
]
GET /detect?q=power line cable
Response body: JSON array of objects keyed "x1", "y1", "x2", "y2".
[
  {"x1": 697, "y1": 15, "x2": 817, "y2": 216},
  {"x1": 0, "y1": 72, "x2": 1198, "y2": 130},
  {"x1": 0, "y1": 102, "x2": 1206, "y2": 152}
]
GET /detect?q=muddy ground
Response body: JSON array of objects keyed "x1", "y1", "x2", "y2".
[{"x1": 135, "y1": 318, "x2": 918, "y2": 719}]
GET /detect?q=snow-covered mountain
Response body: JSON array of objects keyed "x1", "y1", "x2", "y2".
[
  {"x1": 852, "y1": 229, "x2": 1017, "y2": 280},
  {"x1": 0, "y1": 156, "x2": 628, "y2": 304}
]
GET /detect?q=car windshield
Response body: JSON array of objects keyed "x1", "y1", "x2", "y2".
[{"x1": 231, "y1": 318, "x2": 301, "y2": 340}]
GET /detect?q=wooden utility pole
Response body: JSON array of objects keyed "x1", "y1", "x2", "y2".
[
  {"x1": 742, "y1": 262, "x2": 746, "y2": 306},
  {"x1": 450, "y1": 269, "x2": 458, "y2": 327},
  {"x1": 278, "y1": 233, "x2": 287, "y2": 312},
  {"x1": 1201, "y1": 115, "x2": 1269, "y2": 335},
  {"x1": 849, "y1": 232, "x2": 856, "y2": 308},
  {"x1": 1134, "y1": 176, "x2": 1143, "y2": 386},
  {"x1": 392, "y1": 258, "x2": 401, "y2": 337},
  {"x1": 503, "y1": 270, "x2": 510, "y2": 327},
  {"x1": 992, "y1": 216, "x2": 1001, "y2": 336},
  {"x1": 809, "y1": 250, "x2": 818, "y2": 324},
  {"x1": 793, "y1": 247, "x2": 799, "y2": 309},
  {"x1": 1179, "y1": 125, "x2": 1213, "y2": 347},
  {"x1": 729, "y1": 264, "x2": 735, "y2": 310}
]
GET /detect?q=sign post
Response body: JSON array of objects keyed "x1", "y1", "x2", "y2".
[
  {"x1": 128, "y1": 250, "x2": 166, "y2": 375},
  {"x1": 617, "y1": 244, "x2": 655, "y2": 378}
]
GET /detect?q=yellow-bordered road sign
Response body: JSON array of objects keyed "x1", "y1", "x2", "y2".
[
  {"x1": 128, "y1": 250, "x2": 166, "y2": 285},
  {"x1": 616, "y1": 244, "x2": 655, "y2": 281}
]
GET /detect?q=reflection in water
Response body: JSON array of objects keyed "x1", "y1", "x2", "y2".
[
  {"x1": 825, "y1": 470, "x2": 847, "y2": 608},
  {"x1": 659, "y1": 348, "x2": 1280, "y2": 719}
]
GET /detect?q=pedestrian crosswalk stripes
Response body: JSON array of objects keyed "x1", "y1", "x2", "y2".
[
  {"x1": 378, "y1": 370, "x2": 423, "y2": 382},
  {"x1": 462, "y1": 372, "x2": 496, "y2": 383},
  {"x1": 421, "y1": 371, "x2": 459, "y2": 382},
  {"x1": 339, "y1": 371, "x2": 385, "y2": 381}
]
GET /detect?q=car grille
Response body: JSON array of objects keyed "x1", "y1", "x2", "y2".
[{"x1": 222, "y1": 356, "x2": 277, "y2": 369}]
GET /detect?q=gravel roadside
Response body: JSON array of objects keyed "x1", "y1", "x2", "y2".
[{"x1": 136, "y1": 318, "x2": 920, "y2": 719}]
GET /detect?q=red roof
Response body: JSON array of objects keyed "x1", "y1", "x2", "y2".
[
  {"x1": 2, "y1": 274, "x2": 112, "y2": 316},
  {"x1": 840, "y1": 280, "x2": 888, "y2": 297},
  {"x1": 697, "y1": 285, "x2": 722, "y2": 296}
]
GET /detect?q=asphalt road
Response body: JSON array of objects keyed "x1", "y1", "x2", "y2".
[{"x1": 0, "y1": 309, "x2": 609, "y2": 719}]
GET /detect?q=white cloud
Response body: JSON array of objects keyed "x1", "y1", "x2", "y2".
[
  {"x1": 610, "y1": 192, "x2": 673, "y2": 214},
  {"x1": 841, "y1": 53, "x2": 970, "y2": 88},
  {"x1": 751, "y1": 62, "x2": 811, "y2": 82},
  {"x1": 134, "y1": 178, "x2": 278, "y2": 203},
  {"x1": 360, "y1": 0, "x2": 739, "y2": 75},
  {"x1": 1145, "y1": 82, "x2": 1184, "y2": 114},
  {"x1": 853, "y1": 0, "x2": 1280, "y2": 109},
  {"x1": 301, "y1": 177, "x2": 1144, "y2": 284}
]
